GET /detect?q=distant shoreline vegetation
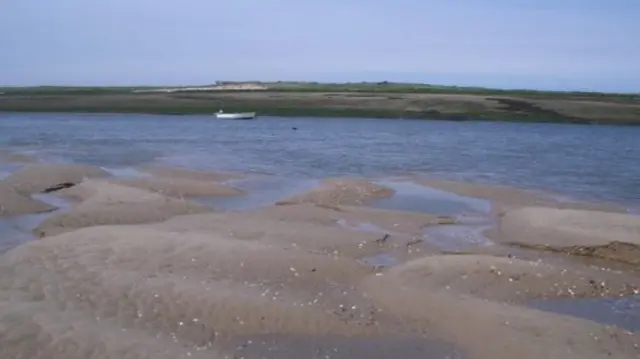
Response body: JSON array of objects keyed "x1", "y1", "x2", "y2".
[
  {"x1": 0, "y1": 81, "x2": 639, "y2": 125},
  {"x1": 0, "y1": 81, "x2": 639, "y2": 98}
]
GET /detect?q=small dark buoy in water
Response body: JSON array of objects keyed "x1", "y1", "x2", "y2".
[{"x1": 292, "y1": 127, "x2": 298, "y2": 131}]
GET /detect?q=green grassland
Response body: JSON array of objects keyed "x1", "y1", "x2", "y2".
[{"x1": 1, "y1": 82, "x2": 639, "y2": 124}]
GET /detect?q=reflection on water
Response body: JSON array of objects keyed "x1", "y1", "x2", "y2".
[
  {"x1": 372, "y1": 180, "x2": 491, "y2": 215},
  {"x1": 423, "y1": 219, "x2": 494, "y2": 252},
  {"x1": 0, "y1": 193, "x2": 72, "y2": 253},
  {"x1": 0, "y1": 163, "x2": 21, "y2": 179},
  {"x1": 336, "y1": 219, "x2": 387, "y2": 233},
  {"x1": 100, "y1": 166, "x2": 148, "y2": 178},
  {"x1": 368, "y1": 180, "x2": 494, "y2": 251},
  {"x1": 530, "y1": 295, "x2": 640, "y2": 332},
  {"x1": 0, "y1": 221, "x2": 32, "y2": 253},
  {"x1": 195, "y1": 177, "x2": 320, "y2": 211},
  {"x1": 359, "y1": 252, "x2": 400, "y2": 268}
]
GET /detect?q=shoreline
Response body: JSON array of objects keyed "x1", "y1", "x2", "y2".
[
  {"x1": 1, "y1": 89, "x2": 639, "y2": 125},
  {"x1": 4, "y1": 108, "x2": 639, "y2": 126}
]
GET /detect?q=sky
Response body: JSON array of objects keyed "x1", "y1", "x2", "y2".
[{"x1": 1, "y1": 0, "x2": 639, "y2": 92}]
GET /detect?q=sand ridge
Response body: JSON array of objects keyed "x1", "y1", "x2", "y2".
[
  {"x1": 158, "y1": 203, "x2": 453, "y2": 259},
  {"x1": 494, "y1": 206, "x2": 640, "y2": 265},
  {"x1": 377, "y1": 254, "x2": 640, "y2": 303},
  {"x1": 362, "y1": 274, "x2": 640, "y2": 359},
  {"x1": 2, "y1": 163, "x2": 111, "y2": 194},
  {"x1": 33, "y1": 180, "x2": 212, "y2": 237},
  {"x1": 499, "y1": 207, "x2": 640, "y2": 247},
  {"x1": 1, "y1": 163, "x2": 640, "y2": 359},
  {"x1": 108, "y1": 177, "x2": 245, "y2": 198},
  {"x1": 415, "y1": 177, "x2": 625, "y2": 214},
  {"x1": 276, "y1": 177, "x2": 394, "y2": 206},
  {"x1": 0, "y1": 184, "x2": 55, "y2": 216},
  {"x1": 0, "y1": 224, "x2": 394, "y2": 358}
]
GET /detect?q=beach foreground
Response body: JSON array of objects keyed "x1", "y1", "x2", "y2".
[{"x1": 0, "y1": 159, "x2": 639, "y2": 359}]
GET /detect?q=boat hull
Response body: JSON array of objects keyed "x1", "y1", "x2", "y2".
[{"x1": 214, "y1": 112, "x2": 256, "y2": 120}]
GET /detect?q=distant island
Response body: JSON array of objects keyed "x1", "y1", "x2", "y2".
[{"x1": 1, "y1": 81, "x2": 639, "y2": 125}]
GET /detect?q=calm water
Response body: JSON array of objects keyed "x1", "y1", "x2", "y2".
[{"x1": 1, "y1": 112, "x2": 639, "y2": 208}]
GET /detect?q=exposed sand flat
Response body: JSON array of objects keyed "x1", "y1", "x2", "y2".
[
  {"x1": 415, "y1": 178, "x2": 624, "y2": 214},
  {"x1": 139, "y1": 166, "x2": 243, "y2": 182},
  {"x1": 362, "y1": 272, "x2": 640, "y2": 359},
  {"x1": 33, "y1": 180, "x2": 211, "y2": 237},
  {"x1": 2, "y1": 159, "x2": 640, "y2": 358},
  {"x1": 0, "y1": 302, "x2": 223, "y2": 359},
  {"x1": 2, "y1": 163, "x2": 110, "y2": 193},
  {"x1": 379, "y1": 254, "x2": 640, "y2": 303},
  {"x1": 496, "y1": 207, "x2": 640, "y2": 265},
  {"x1": 500, "y1": 207, "x2": 640, "y2": 247},
  {"x1": 0, "y1": 184, "x2": 55, "y2": 216},
  {"x1": 108, "y1": 177, "x2": 245, "y2": 198},
  {"x1": 163, "y1": 203, "x2": 454, "y2": 238},
  {"x1": 0, "y1": 225, "x2": 388, "y2": 358},
  {"x1": 276, "y1": 178, "x2": 394, "y2": 206},
  {"x1": 159, "y1": 204, "x2": 452, "y2": 258}
]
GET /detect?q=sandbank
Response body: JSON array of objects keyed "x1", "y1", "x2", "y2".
[
  {"x1": 378, "y1": 254, "x2": 640, "y2": 303},
  {"x1": 0, "y1": 183, "x2": 55, "y2": 216},
  {"x1": 108, "y1": 177, "x2": 245, "y2": 198},
  {"x1": 276, "y1": 177, "x2": 394, "y2": 206},
  {"x1": 362, "y1": 273, "x2": 640, "y2": 359},
  {"x1": 1, "y1": 162, "x2": 639, "y2": 358},
  {"x1": 495, "y1": 206, "x2": 640, "y2": 265},
  {"x1": 2, "y1": 163, "x2": 110, "y2": 193},
  {"x1": 33, "y1": 180, "x2": 211, "y2": 237},
  {"x1": 415, "y1": 177, "x2": 624, "y2": 214},
  {"x1": 159, "y1": 203, "x2": 453, "y2": 258},
  {"x1": 0, "y1": 224, "x2": 392, "y2": 358}
]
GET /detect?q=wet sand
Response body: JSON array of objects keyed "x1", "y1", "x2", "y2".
[{"x1": 0, "y1": 160, "x2": 639, "y2": 359}]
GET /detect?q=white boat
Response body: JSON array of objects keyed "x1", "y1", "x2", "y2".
[{"x1": 214, "y1": 110, "x2": 256, "y2": 120}]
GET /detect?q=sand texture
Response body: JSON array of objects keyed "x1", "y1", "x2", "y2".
[
  {"x1": 0, "y1": 224, "x2": 392, "y2": 359},
  {"x1": 159, "y1": 203, "x2": 453, "y2": 258},
  {"x1": 499, "y1": 207, "x2": 640, "y2": 247},
  {"x1": 378, "y1": 254, "x2": 640, "y2": 302},
  {"x1": 0, "y1": 184, "x2": 55, "y2": 216},
  {"x1": 3, "y1": 163, "x2": 110, "y2": 193},
  {"x1": 416, "y1": 178, "x2": 624, "y2": 214},
  {"x1": 108, "y1": 177, "x2": 245, "y2": 198},
  {"x1": 496, "y1": 207, "x2": 640, "y2": 264},
  {"x1": 362, "y1": 274, "x2": 640, "y2": 359},
  {"x1": 33, "y1": 180, "x2": 212, "y2": 237},
  {"x1": 1, "y1": 163, "x2": 639, "y2": 359},
  {"x1": 276, "y1": 178, "x2": 394, "y2": 206}
]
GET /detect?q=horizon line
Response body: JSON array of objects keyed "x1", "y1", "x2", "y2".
[{"x1": 1, "y1": 80, "x2": 639, "y2": 96}]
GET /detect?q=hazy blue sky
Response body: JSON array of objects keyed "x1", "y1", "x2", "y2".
[{"x1": 2, "y1": 0, "x2": 639, "y2": 92}]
